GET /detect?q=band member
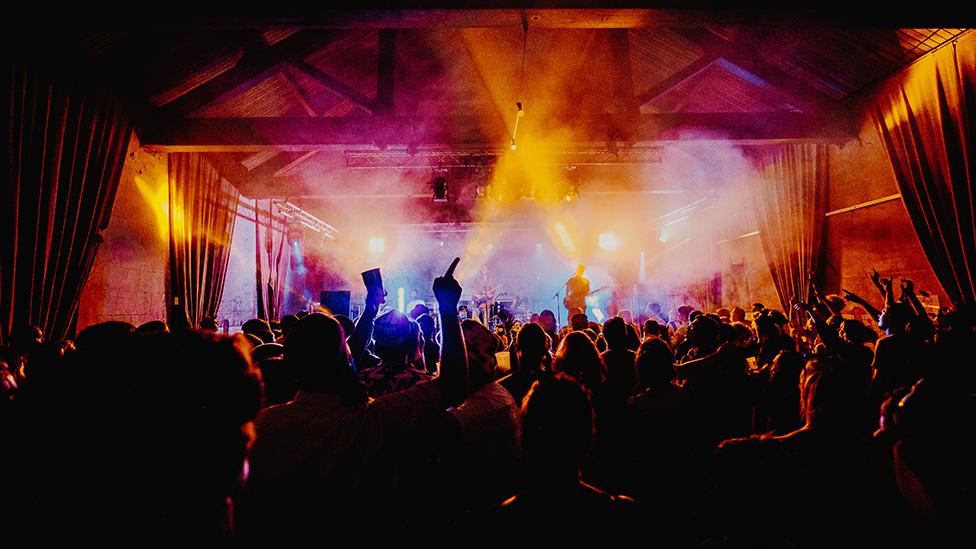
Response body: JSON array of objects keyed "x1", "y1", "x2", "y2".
[
  {"x1": 563, "y1": 264, "x2": 590, "y2": 315},
  {"x1": 472, "y1": 264, "x2": 502, "y2": 325}
]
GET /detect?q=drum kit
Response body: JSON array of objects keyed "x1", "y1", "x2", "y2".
[{"x1": 471, "y1": 285, "x2": 531, "y2": 329}]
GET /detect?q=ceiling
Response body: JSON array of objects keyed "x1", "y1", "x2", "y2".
[{"x1": 16, "y1": 8, "x2": 970, "y2": 206}]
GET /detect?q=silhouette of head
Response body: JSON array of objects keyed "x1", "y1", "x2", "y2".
[
  {"x1": 136, "y1": 320, "x2": 169, "y2": 336},
  {"x1": 517, "y1": 322, "x2": 548, "y2": 368},
  {"x1": 373, "y1": 309, "x2": 422, "y2": 365},
  {"x1": 553, "y1": 331, "x2": 604, "y2": 389},
  {"x1": 284, "y1": 313, "x2": 363, "y2": 403},
  {"x1": 332, "y1": 315, "x2": 355, "y2": 341},
  {"x1": 521, "y1": 373, "x2": 593, "y2": 480},
  {"x1": 879, "y1": 302, "x2": 913, "y2": 333},
  {"x1": 570, "y1": 313, "x2": 589, "y2": 331},
  {"x1": 76, "y1": 321, "x2": 135, "y2": 350},
  {"x1": 635, "y1": 337, "x2": 674, "y2": 388},
  {"x1": 538, "y1": 310, "x2": 557, "y2": 333},
  {"x1": 462, "y1": 319, "x2": 499, "y2": 387},
  {"x1": 602, "y1": 316, "x2": 628, "y2": 350}
]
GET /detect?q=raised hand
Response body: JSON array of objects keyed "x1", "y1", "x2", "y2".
[
  {"x1": 901, "y1": 279, "x2": 915, "y2": 294},
  {"x1": 879, "y1": 275, "x2": 893, "y2": 290},
  {"x1": 870, "y1": 268, "x2": 881, "y2": 287},
  {"x1": 842, "y1": 288, "x2": 862, "y2": 303},
  {"x1": 366, "y1": 288, "x2": 387, "y2": 308},
  {"x1": 433, "y1": 257, "x2": 463, "y2": 308}
]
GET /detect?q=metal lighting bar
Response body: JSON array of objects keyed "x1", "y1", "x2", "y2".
[
  {"x1": 343, "y1": 147, "x2": 664, "y2": 169},
  {"x1": 274, "y1": 201, "x2": 340, "y2": 239}
]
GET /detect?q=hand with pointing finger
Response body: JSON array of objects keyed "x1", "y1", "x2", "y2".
[{"x1": 433, "y1": 257, "x2": 463, "y2": 308}]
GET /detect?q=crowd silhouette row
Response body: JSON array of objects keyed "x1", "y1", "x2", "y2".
[{"x1": 3, "y1": 260, "x2": 974, "y2": 547}]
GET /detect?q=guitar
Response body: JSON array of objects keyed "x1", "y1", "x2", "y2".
[
  {"x1": 472, "y1": 284, "x2": 504, "y2": 305},
  {"x1": 564, "y1": 285, "x2": 609, "y2": 311}
]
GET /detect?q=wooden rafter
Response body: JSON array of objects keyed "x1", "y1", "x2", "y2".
[
  {"x1": 158, "y1": 30, "x2": 340, "y2": 116},
  {"x1": 143, "y1": 112, "x2": 855, "y2": 152}
]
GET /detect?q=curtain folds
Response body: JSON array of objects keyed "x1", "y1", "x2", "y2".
[
  {"x1": 1, "y1": 58, "x2": 132, "y2": 344},
  {"x1": 255, "y1": 199, "x2": 289, "y2": 322},
  {"x1": 751, "y1": 144, "x2": 829, "y2": 323},
  {"x1": 874, "y1": 34, "x2": 976, "y2": 306},
  {"x1": 167, "y1": 153, "x2": 239, "y2": 329}
]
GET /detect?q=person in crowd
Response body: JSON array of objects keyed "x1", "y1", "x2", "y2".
[
  {"x1": 416, "y1": 312, "x2": 441, "y2": 374},
  {"x1": 440, "y1": 319, "x2": 520, "y2": 518},
  {"x1": 499, "y1": 322, "x2": 551, "y2": 405},
  {"x1": 9, "y1": 329, "x2": 263, "y2": 545},
  {"x1": 626, "y1": 336, "x2": 694, "y2": 542},
  {"x1": 358, "y1": 309, "x2": 431, "y2": 397},
  {"x1": 497, "y1": 374, "x2": 637, "y2": 536},
  {"x1": 537, "y1": 309, "x2": 560, "y2": 350},
  {"x1": 710, "y1": 356, "x2": 866, "y2": 546},
  {"x1": 237, "y1": 259, "x2": 468, "y2": 541}
]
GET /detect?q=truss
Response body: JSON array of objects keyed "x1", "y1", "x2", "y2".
[
  {"x1": 343, "y1": 148, "x2": 664, "y2": 169},
  {"x1": 274, "y1": 201, "x2": 339, "y2": 240}
]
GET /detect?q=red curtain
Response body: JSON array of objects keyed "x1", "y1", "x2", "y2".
[
  {"x1": 255, "y1": 199, "x2": 289, "y2": 322},
  {"x1": 874, "y1": 35, "x2": 976, "y2": 306},
  {"x1": 1, "y1": 58, "x2": 132, "y2": 344},
  {"x1": 751, "y1": 144, "x2": 829, "y2": 322},
  {"x1": 167, "y1": 153, "x2": 239, "y2": 329}
]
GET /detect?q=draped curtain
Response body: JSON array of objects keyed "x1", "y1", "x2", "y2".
[
  {"x1": 874, "y1": 34, "x2": 976, "y2": 306},
  {"x1": 1, "y1": 58, "x2": 132, "y2": 344},
  {"x1": 255, "y1": 199, "x2": 289, "y2": 322},
  {"x1": 167, "y1": 153, "x2": 239, "y2": 329},
  {"x1": 751, "y1": 144, "x2": 829, "y2": 324}
]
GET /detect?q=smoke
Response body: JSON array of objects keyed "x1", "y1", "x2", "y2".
[
  {"x1": 280, "y1": 29, "x2": 772, "y2": 318},
  {"x1": 287, "y1": 133, "x2": 765, "y2": 318}
]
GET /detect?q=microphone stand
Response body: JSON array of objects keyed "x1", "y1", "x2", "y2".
[{"x1": 553, "y1": 280, "x2": 568, "y2": 327}]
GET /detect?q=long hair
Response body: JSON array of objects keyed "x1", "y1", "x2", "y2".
[{"x1": 553, "y1": 331, "x2": 605, "y2": 390}]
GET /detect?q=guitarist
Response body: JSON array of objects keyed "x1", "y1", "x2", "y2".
[{"x1": 563, "y1": 264, "x2": 591, "y2": 316}]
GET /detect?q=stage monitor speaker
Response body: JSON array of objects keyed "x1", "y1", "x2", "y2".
[{"x1": 320, "y1": 291, "x2": 351, "y2": 318}]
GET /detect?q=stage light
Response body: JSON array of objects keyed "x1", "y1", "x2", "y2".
[
  {"x1": 639, "y1": 250, "x2": 646, "y2": 283},
  {"x1": 398, "y1": 287, "x2": 405, "y2": 313},
  {"x1": 598, "y1": 232, "x2": 619, "y2": 251},
  {"x1": 585, "y1": 294, "x2": 599, "y2": 306},
  {"x1": 368, "y1": 237, "x2": 385, "y2": 253},
  {"x1": 536, "y1": 242, "x2": 543, "y2": 250},
  {"x1": 592, "y1": 308, "x2": 605, "y2": 322},
  {"x1": 432, "y1": 176, "x2": 448, "y2": 202}
]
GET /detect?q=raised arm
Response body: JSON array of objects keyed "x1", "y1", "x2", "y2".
[
  {"x1": 900, "y1": 279, "x2": 928, "y2": 319},
  {"x1": 794, "y1": 300, "x2": 842, "y2": 353},
  {"x1": 433, "y1": 257, "x2": 468, "y2": 407},
  {"x1": 842, "y1": 288, "x2": 883, "y2": 320},
  {"x1": 878, "y1": 276, "x2": 895, "y2": 309},
  {"x1": 347, "y1": 286, "x2": 385, "y2": 369}
]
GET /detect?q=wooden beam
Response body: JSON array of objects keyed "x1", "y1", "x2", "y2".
[
  {"x1": 159, "y1": 30, "x2": 342, "y2": 116},
  {"x1": 286, "y1": 59, "x2": 374, "y2": 114},
  {"x1": 608, "y1": 30, "x2": 639, "y2": 117},
  {"x1": 674, "y1": 28, "x2": 838, "y2": 108},
  {"x1": 637, "y1": 53, "x2": 722, "y2": 106},
  {"x1": 281, "y1": 69, "x2": 320, "y2": 117},
  {"x1": 376, "y1": 29, "x2": 396, "y2": 115},
  {"x1": 142, "y1": 111, "x2": 856, "y2": 152},
  {"x1": 63, "y1": 9, "x2": 957, "y2": 31}
]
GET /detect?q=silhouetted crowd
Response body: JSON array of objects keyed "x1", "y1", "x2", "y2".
[{"x1": 2, "y1": 264, "x2": 974, "y2": 547}]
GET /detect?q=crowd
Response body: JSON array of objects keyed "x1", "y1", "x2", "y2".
[{"x1": 2, "y1": 260, "x2": 974, "y2": 547}]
